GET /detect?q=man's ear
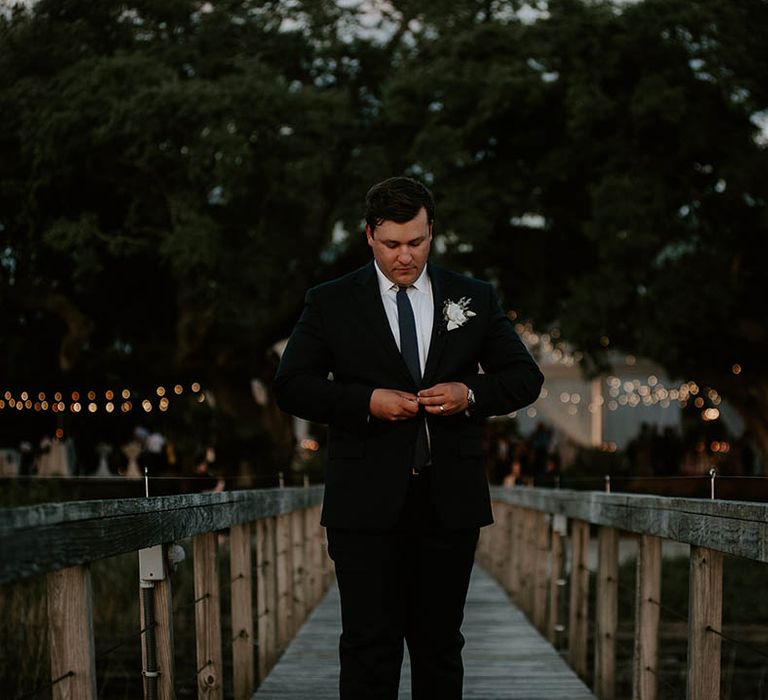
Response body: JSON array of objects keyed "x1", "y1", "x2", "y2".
[{"x1": 365, "y1": 224, "x2": 375, "y2": 247}]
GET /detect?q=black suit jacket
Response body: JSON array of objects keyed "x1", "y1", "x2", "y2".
[{"x1": 274, "y1": 262, "x2": 544, "y2": 530}]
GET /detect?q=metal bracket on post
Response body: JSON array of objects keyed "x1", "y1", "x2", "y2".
[
  {"x1": 139, "y1": 544, "x2": 165, "y2": 699},
  {"x1": 552, "y1": 513, "x2": 567, "y2": 536},
  {"x1": 139, "y1": 545, "x2": 166, "y2": 582}
]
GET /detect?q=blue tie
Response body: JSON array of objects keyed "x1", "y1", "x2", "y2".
[
  {"x1": 397, "y1": 286, "x2": 421, "y2": 384},
  {"x1": 396, "y1": 286, "x2": 430, "y2": 473}
]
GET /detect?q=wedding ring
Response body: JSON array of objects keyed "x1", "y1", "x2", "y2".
[{"x1": 439, "y1": 404, "x2": 445, "y2": 413}]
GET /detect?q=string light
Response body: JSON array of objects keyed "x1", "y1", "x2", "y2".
[
  {"x1": 512, "y1": 320, "x2": 726, "y2": 424},
  {"x1": 0, "y1": 382, "x2": 207, "y2": 415}
]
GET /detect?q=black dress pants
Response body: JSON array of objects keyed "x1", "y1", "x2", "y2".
[{"x1": 327, "y1": 469, "x2": 479, "y2": 699}]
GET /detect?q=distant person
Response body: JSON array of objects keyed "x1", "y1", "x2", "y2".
[{"x1": 275, "y1": 177, "x2": 543, "y2": 699}]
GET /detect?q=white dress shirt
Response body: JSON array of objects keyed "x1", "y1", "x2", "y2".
[{"x1": 374, "y1": 262, "x2": 434, "y2": 376}]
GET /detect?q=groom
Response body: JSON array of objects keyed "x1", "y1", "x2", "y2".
[{"x1": 274, "y1": 177, "x2": 543, "y2": 698}]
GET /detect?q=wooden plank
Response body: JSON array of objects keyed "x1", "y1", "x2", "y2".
[
  {"x1": 507, "y1": 505, "x2": 521, "y2": 601},
  {"x1": 568, "y1": 520, "x2": 590, "y2": 680},
  {"x1": 518, "y1": 508, "x2": 534, "y2": 615},
  {"x1": 291, "y1": 509, "x2": 307, "y2": 634},
  {"x1": 488, "y1": 487, "x2": 768, "y2": 564},
  {"x1": 230, "y1": 523, "x2": 255, "y2": 700},
  {"x1": 633, "y1": 535, "x2": 661, "y2": 700},
  {"x1": 254, "y1": 566, "x2": 597, "y2": 699},
  {"x1": 594, "y1": 527, "x2": 618, "y2": 700},
  {"x1": 548, "y1": 525, "x2": 563, "y2": 645},
  {"x1": 194, "y1": 532, "x2": 223, "y2": 699},
  {"x1": 532, "y1": 512, "x2": 549, "y2": 632},
  {"x1": 139, "y1": 550, "x2": 175, "y2": 700},
  {"x1": 46, "y1": 564, "x2": 97, "y2": 700},
  {"x1": 256, "y1": 517, "x2": 278, "y2": 682},
  {"x1": 1, "y1": 486, "x2": 325, "y2": 584},
  {"x1": 309, "y1": 506, "x2": 323, "y2": 609},
  {"x1": 686, "y1": 546, "x2": 723, "y2": 700},
  {"x1": 275, "y1": 513, "x2": 294, "y2": 653}
]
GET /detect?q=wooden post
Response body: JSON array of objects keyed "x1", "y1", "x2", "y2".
[
  {"x1": 291, "y1": 509, "x2": 307, "y2": 633},
  {"x1": 138, "y1": 548, "x2": 175, "y2": 700},
  {"x1": 687, "y1": 546, "x2": 724, "y2": 700},
  {"x1": 230, "y1": 523, "x2": 255, "y2": 700},
  {"x1": 310, "y1": 505, "x2": 323, "y2": 607},
  {"x1": 193, "y1": 532, "x2": 223, "y2": 699},
  {"x1": 595, "y1": 527, "x2": 619, "y2": 700},
  {"x1": 633, "y1": 535, "x2": 661, "y2": 700},
  {"x1": 47, "y1": 565, "x2": 97, "y2": 700},
  {"x1": 275, "y1": 513, "x2": 294, "y2": 653},
  {"x1": 533, "y1": 512, "x2": 550, "y2": 632},
  {"x1": 256, "y1": 517, "x2": 278, "y2": 681},
  {"x1": 507, "y1": 505, "x2": 521, "y2": 601},
  {"x1": 568, "y1": 519, "x2": 590, "y2": 679},
  {"x1": 548, "y1": 516, "x2": 565, "y2": 645},
  {"x1": 494, "y1": 504, "x2": 509, "y2": 581},
  {"x1": 514, "y1": 505, "x2": 527, "y2": 606},
  {"x1": 517, "y1": 509, "x2": 531, "y2": 614}
]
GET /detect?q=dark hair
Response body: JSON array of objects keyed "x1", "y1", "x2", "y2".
[{"x1": 364, "y1": 177, "x2": 435, "y2": 234}]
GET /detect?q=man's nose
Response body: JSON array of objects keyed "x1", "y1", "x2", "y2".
[{"x1": 397, "y1": 247, "x2": 413, "y2": 262}]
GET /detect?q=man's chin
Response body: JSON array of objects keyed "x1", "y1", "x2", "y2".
[{"x1": 393, "y1": 269, "x2": 419, "y2": 285}]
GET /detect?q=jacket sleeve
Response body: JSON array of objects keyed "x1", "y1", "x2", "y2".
[
  {"x1": 273, "y1": 287, "x2": 374, "y2": 434},
  {"x1": 462, "y1": 285, "x2": 544, "y2": 418}
]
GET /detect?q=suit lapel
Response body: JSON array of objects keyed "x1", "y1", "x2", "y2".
[
  {"x1": 422, "y1": 263, "x2": 449, "y2": 387},
  {"x1": 355, "y1": 262, "x2": 414, "y2": 386}
]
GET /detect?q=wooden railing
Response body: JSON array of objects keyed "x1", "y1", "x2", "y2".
[
  {"x1": 0, "y1": 486, "x2": 330, "y2": 699},
  {"x1": 476, "y1": 486, "x2": 768, "y2": 700}
]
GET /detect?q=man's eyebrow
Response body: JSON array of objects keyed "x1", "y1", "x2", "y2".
[{"x1": 382, "y1": 235, "x2": 426, "y2": 245}]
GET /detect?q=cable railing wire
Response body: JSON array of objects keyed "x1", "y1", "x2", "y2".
[{"x1": 15, "y1": 670, "x2": 74, "y2": 700}]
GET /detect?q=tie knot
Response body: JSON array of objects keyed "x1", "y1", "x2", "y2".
[{"x1": 398, "y1": 285, "x2": 410, "y2": 293}]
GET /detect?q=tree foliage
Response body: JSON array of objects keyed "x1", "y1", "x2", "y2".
[{"x1": 1, "y1": 0, "x2": 767, "y2": 466}]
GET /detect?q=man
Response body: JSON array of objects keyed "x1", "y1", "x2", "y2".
[{"x1": 274, "y1": 177, "x2": 543, "y2": 699}]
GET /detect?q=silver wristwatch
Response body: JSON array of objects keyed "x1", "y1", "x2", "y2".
[{"x1": 466, "y1": 387, "x2": 476, "y2": 411}]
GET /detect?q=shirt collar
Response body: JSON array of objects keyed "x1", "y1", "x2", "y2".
[{"x1": 373, "y1": 261, "x2": 431, "y2": 294}]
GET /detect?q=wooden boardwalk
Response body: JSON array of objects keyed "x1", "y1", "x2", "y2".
[{"x1": 253, "y1": 565, "x2": 596, "y2": 699}]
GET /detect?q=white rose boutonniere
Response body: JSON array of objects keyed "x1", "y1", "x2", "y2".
[{"x1": 443, "y1": 297, "x2": 476, "y2": 331}]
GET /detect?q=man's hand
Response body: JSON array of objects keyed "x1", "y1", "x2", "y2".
[
  {"x1": 369, "y1": 389, "x2": 420, "y2": 421},
  {"x1": 418, "y1": 383, "x2": 469, "y2": 416}
]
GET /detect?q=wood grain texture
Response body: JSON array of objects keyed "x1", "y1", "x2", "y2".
[
  {"x1": 194, "y1": 532, "x2": 223, "y2": 699},
  {"x1": 532, "y1": 512, "x2": 549, "y2": 633},
  {"x1": 47, "y1": 565, "x2": 97, "y2": 700},
  {"x1": 256, "y1": 517, "x2": 278, "y2": 682},
  {"x1": 275, "y1": 513, "x2": 294, "y2": 654},
  {"x1": 633, "y1": 535, "x2": 661, "y2": 700},
  {"x1": 230, "y1": 523, "x2": 255, "y2": 700},
  {"x1": 568, "y1": 520, "x2": 590, "y2": 680},
  {"x1": 253, "y1": 566, "x2": 596, "y2": 699},
  {"x1": 290, "y1": 510, "x2": 307, "y2": 636},
  {"x1": 686, "y1": 546, "x2": 723, "y2": 700},
  {"x1": 595, "y1": 527, "x2": 618, "y2": 700},
  {"x1": 490, "y1": 487, "x2": 768, "y2": 562},
  {"x1": 2, "y1": 486, "x2": 325, "y2": 583},
  {"x1": 139, "y1": 552, "x2": 175, "y2": 700},
  {"x1": 548, "y1": 528, "x2": 563, "y2": 645}
]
